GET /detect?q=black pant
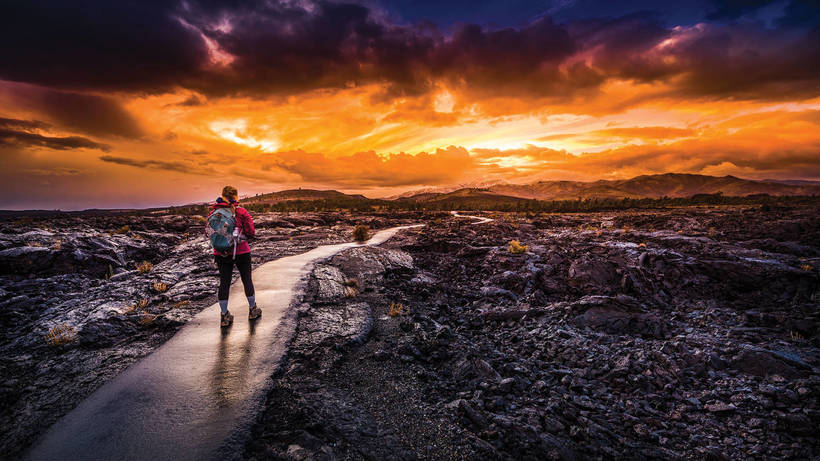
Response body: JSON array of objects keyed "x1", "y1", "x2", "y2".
[{"x1": 215, "y1": 252, "x2": 254, "y2": 301}]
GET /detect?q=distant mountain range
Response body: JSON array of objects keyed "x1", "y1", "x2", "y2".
[{"x1": 241, "y1": 173, "x2": 820, "y2": 205}]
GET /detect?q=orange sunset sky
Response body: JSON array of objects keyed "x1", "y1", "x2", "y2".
[{"x1": 1, "y1": 0, "x2": 819, "y2": 209}]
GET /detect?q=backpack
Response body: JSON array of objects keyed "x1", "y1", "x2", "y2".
[{"x1": 206, "y1": 208, "x2": 236, "y2": 253}]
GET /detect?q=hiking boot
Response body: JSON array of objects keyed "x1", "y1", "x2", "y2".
[
  {"x1": 248, "y1": 304, "x2": 262, "y2": 320},
  {"x1": 220, "y1": 310, "x2": 234, "y2": 327}
]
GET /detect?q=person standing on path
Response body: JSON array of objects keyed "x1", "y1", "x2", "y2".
[{"x1": 207, "y1": 186, "x2": 262, "y2": 327}]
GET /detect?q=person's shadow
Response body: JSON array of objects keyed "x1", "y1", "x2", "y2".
[{"x1": 210, "y1": 316, "x2": 259, "y2": 408}]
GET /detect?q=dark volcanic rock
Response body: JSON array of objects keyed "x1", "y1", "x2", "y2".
[{"x1": 248, "y1": 206, "x2": 820, "y2": 461}]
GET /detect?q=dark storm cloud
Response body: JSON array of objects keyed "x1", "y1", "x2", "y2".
[
  {"x1": 0, "y1": 117, "x2": 111, "y2": 151},
  {"x1": 0, "y1": 0, "x2": 206, "y2": 93},
  {"x1": 99, "y1": 155, "x2": 214, "y2": 175},
  {"x1": 34, "y1": 91, "x2": 145, "y2": 138},
  {"x1": 1, "y1": 0, "x2": 818, "y2": 103}
]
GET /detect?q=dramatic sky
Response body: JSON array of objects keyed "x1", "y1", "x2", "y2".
[{"x1": 1, "y1": 0, "x2": 819, "y2": 209}]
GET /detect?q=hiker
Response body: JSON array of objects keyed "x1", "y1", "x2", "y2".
[{"x1": 205, "y1": 186, "x2": 262, "y2": 327}]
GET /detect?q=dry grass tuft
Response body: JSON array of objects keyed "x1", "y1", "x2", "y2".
[
  {"x1": 388, "y1": 302, "x2": 409, "y2": 317},
  {"x1": 104, "y1": 264, "x2": 114, "y2": 281},
  {"x1": 508, "y1": 240, "x2": 528, "y2": 254},
  {"x1": 343, "y1": 278, "x2": 359, "y2": 298},
  {"x1": 121, "y1": 303, "x2": 136, "y2": 315},
  {"x1": 192, "y1": 215, "x2": 207, "y2": 224},
  {"x1": 800, "y1": 263, "x2": 813, "y2": 272},
  {"x1": 136, "y1": 261, "x2": 153, "y2": 274},
  {"x1": 173, "y1": 300, "x2": 190, "y2": 308},
  {"x1": 353, "y1": 224, "x2": 370, "y2": 242},
  {"x1": 115, "y1": 225, "x2": 130, "y2": 234},
  {"x1": 137, "y1": 298, "x2": 149, "y2": 309},
  {"x1": 140, "y1": 313, "x2": 158, "y2": 326},
  {"x1": 152, "y1": 282, "x2": 168, "y2": 293},
  {"x1": 44, "y1": 323, "x2": 77, "y2": 346},
  {"x1": 790, "y1": 330, "x2": 805, "y2": 341},
  {"x1": 708, "y1": 227, "x2": 716, "y2": 238}
]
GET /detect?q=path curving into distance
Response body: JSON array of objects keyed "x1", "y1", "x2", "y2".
[
  {"x1": 25, "y1": 225, "x2": 421, "y2": 461},
  {"x1": 25, "y1": 214, "x2": 490, "y2": 461},
  {"x1": 451, "y1": 210, "x2": 494, "y2": 224}
]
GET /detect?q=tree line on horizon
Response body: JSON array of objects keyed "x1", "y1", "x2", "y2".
[{"x1": 163, "y1": 192, "x2": 820, "y2": 215}]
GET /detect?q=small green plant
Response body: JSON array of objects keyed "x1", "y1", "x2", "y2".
[
  {"x1": 508, "y1": 240, "x2": 528, "y2": 254},
  {"x1": 353, "y1": 224, "x2": 370, "y2": 242},
  {"x1": 136, "y1": 261, "x2": 153, "y2": 274},
  {"x1": 152, "y1": 282, "x2": 168, "y2": 293},
  {"x1": 44, "y1": 323, "x2": 77, "y2": 346},
  {"x1": 104, "y1": 264, "x2": 115, "y2": 280},
  {"x1": 388, "y1": 302, "x2": 409, "y2": 317}
]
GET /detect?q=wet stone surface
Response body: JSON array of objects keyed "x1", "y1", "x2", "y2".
[{"x1": 246, "y1": 206, "x2": 819, "y2": 460}]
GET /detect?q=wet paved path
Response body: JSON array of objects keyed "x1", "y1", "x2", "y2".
[{"x1": 25, "y1": 225, "x2": 420, "y2": 461}]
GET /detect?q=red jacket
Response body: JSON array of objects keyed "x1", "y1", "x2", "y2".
[{"x1": 207, "y1": 199, "x2": 255, "y2": 256}]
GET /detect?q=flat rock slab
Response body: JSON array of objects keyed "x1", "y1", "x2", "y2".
[{"x1": 24, "y1": 226, "x2": 418, "y2": 461}]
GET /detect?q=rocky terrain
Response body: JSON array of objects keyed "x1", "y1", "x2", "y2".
[
  {"x1": 0, "y1": 211, "x2": 421, "y2": 458},
  {"x1": 245, "y1": 205, "x2": 819, "y2": 460}
]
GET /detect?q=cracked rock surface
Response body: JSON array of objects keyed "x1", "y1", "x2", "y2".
[{"x1": 246, "y1": 205, "x2": 818, "y2": 460}]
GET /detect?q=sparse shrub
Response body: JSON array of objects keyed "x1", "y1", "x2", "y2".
[
  {"x1": 192, "y1": 215, "x2": 207, "y2": 224},
  {"x1": 153, "y1": 282, "x2": 168, "y2": 293},
  {"x1": 173, "y1": 300, "x2": 190, "y2": 308},
  {"x1": 790, "y1": 330, "x2": 805, "y2": 341},
  {"x1": 708, "y1": 227, "x2": 716, "y2": 238},
  {"x1": 121, "y1": 303, "x2": 136, "y2": 315},
  {"x1": 343, "y1": 278, "x2": 358, "y2": 288},
  {"x1": 140, "y1": 313, "x2": 158, "y2": 326},
  {"x1": 353, "y1": 224, "x2": 370, "y2": 242},
  {"x1": 508, "y1": 240, "x2": 528, "y2": 254},
  {"x1": 622, "y1": 226, "x2": 631, "y2": 233},
  {"x1": 115, "y1": 225, "x2": 130, "y2": 234},
  {"x1": 136, "y1": 261, "x2": 153, "y2": 274},
  {"x1": 137, "y1": 298, "x2": 149, "y2": 309},
  {"x1": 388, "y1": 302, "x2": 409, "y2": 317},
  {"x1": 44, "y1": 324, "x2": 77, "y2": 346}
]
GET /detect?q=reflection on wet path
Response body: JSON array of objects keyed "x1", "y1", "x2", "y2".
[{"x1": 25, "y1": 225, "x2": 419, "y2": 461}]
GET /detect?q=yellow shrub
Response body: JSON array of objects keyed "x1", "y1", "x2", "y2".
[
  {"x1": 152, "y1": 282, "x2": 168, "y2": 293},
  {"x1": 388, "y1": 302, "x2": 409, "y2": 317},
  {"x1": 136, "y1": 261, "x2": 153, "y2": 274},
  {"x1": 508, "y1": 240, "x2": 528, "y2": 254}
]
